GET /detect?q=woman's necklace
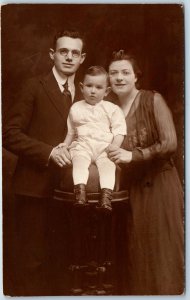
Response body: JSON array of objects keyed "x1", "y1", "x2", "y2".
[{"x1": 121, "y1": 90, "x2": 140, "y2": 117}]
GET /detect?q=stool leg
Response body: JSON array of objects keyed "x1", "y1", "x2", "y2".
[
  {"x1": 69, "y1": 265, "x2": 83, "y2": 295},
  {"x1": 96, "y1": 266, "x2": 106, "y2": 295},
  {"x1": 103, "y1": 261, "x2": 114, "y2": 293}
]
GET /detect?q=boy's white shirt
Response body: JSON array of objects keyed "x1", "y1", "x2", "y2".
[{"x1": 66, "y1": 100, "x2": 127, "y2": 145}]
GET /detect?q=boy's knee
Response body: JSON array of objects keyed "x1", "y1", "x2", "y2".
[
  {"x1": 96, "y1": 158, "x2": 116, "y2": 170},
  {"x1": 73, "y1": 155, "x2": 91, "y2": 167}
]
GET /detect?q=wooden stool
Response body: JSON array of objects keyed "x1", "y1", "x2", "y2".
[{"x1": 53, "y1": 164, "x2": 128, "y2": 295}]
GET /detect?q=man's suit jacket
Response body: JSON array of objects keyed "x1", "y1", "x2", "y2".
[{"x1": 3, "y1": 71, "x2": 83, "y2": 198}]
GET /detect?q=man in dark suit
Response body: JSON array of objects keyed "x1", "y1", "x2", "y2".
[{"x1": 3, "y1": 29, "x2": 86, "y2": 296}]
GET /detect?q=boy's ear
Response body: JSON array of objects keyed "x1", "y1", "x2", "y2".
[
  {"x1": 80, "y1": 53, "x2": 86, "y2": 64},
  {"x1": 105, "y1": 86, "x2": 111, "y2": 97},
  {"x1": 49, "y1": 48, "x2": 55, "y2": 60},
  {"x1": 79, "y1": 82, "x2": 83, "y2": 92}
]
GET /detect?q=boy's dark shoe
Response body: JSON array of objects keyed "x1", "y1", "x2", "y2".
[
  {"x1": 74, "y1": 184, "x2": 88, "y2": 206},
  {"x1": 96, "y1": 188, "x2": 113, "y2": 213}
]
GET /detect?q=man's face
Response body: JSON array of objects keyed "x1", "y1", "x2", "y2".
[{"x1": 50, "y1": 36, "x2": 86, "y2": 76}]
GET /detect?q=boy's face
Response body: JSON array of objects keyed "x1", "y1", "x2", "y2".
[{"x1": 80, "y1": 74, "x2": 110, "y2": 105}]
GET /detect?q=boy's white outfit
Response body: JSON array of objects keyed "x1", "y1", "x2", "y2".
[{"x1": 67, "y1": 100, "x2": 126, "y2": 189}]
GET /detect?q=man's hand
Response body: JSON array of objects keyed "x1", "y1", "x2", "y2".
[
  {"x1": 50, "y1": 145, "x2": 72, "y2": 167},
  {"x1": 56, "y1": 142, "x2": 68, "y2": 149}
]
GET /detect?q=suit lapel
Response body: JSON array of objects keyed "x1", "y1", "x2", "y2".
[
  {"x1": 41, "y1": 71, "x2": 83, "y2": 119},
  {"x1": 40, "y1": 71, "x2": 70, "y2": 120}
]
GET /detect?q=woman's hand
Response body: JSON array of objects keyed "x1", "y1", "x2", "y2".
[{"x1": 108, "y1": 147, "x2": 132, "y2": 164}]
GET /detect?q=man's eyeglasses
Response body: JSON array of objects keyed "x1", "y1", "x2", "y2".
[{"x1": 58, "y1": 48, "x2": 81, "y2": 58}]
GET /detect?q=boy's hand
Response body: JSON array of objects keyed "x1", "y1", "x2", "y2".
[{"x1": 106, "y1": 144, "x2": 119, "y2": 153}]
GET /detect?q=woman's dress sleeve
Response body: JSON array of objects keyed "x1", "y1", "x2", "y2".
[{"x1": 132, "y1": 93, "x2": 177, "y2": 162}]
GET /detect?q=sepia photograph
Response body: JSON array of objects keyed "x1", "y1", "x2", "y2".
[{"x1": 1, "y1": 2, "x2": 185, "y2": 296}]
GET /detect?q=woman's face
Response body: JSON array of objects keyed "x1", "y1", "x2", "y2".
[{"x1": 109, "y1": 60, "x2": 137, "y2": 96}]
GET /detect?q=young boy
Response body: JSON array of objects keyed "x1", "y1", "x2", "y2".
[{"x1": 61, "y1": 66, "x2": 126, "y2": 212}]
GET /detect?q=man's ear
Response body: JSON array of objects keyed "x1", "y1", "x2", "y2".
[
  {"x1": 80, "y1": 53, "x2": 86, "y2": 64},
  {"x1": 79, "y1": 82, "x2": 84, "y2": 92},
  {"x1": 49, "y1": 48, "x2": 55, "y2": 60},
  {"x1": 105, "y1": 86, "x2": 112, "y2": 97}
]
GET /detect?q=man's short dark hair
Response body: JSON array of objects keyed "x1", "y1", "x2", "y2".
[{"x1": 53, "y1": 29, "x2": 86, "y2": 52}]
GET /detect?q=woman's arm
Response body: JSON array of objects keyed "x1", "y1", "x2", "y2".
[
  {"x1": 108, "y1": 93, "x2": 177, "y2": 164},
  {"x1": 132, "y1": 93, "x2": 177, "y2": 162}
]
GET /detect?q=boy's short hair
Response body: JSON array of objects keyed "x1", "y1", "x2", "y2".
[{"x1": 84, "y1": 66, "x2": 109, "y2": 86}]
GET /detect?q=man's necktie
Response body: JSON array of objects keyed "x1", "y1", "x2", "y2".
[{"x1": 63, "y1": 79, "x2": 72, "y2": 108}]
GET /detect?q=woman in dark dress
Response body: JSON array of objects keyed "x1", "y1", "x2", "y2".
[{"x1": 107, "y1": 50, "x2": 184, "y2": 295}]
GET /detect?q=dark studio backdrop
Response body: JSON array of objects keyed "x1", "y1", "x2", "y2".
[{"x1": 1, "y1": 3, "x2": 184, "y2": 294}]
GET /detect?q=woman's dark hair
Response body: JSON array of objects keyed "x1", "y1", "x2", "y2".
[
  {"x1": 52, "y1": 29, "x2": 86, "y2": 52},
  {"x1": 109, "y1": 50, "x2": 142, "y2": 88}
]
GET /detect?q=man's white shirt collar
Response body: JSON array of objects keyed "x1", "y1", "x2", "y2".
[{"x1": 52, "y1": 66, "x2": 75, "y2": 101}]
